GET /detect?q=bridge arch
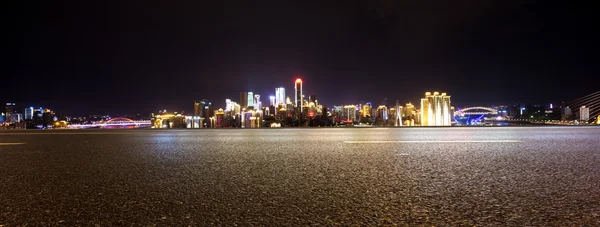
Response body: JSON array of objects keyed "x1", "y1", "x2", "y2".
[
  {"x1": 459, "y1": 107, "x2": 497, "y2": 113},
  {"x1": 105, "y1": 117, "x2": 135, "y2": 123},
  {"x1": 455, "y1": 107, "x2": 499, "y2": 116}
]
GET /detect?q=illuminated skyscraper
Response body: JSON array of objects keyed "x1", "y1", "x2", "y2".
[
  {"x1": 420, "y1": 92, "x2": 451, "y2": 126},
  {"x1": 275, "y1": 87, "x2": 286, "y2": 106},
  {"x1": 247, "y1": 92, "x2": 254, "y2": 108},
  {"x1": 376, "y1": 105, "x2": 389, "y2": 126},
  {"x1": 24, "y1": 107, "x2": 34, "y2": 120},
  {"x1": 269, "y1": 96, "x2": 276, "y2": 106},
  {"x1": 580, "y1": 106, "x2": 590, "y2": 121},
  {"x1": 344, "y1": 105, "x2": 357, "y2": 122},
  {"x1": 309, "y1": 95, "x2": 317, "y2": 104},
  {"x1": 295, "y1": 79, "x2": 303, "y2": 111},
  {"x1": 254, "y1": 94, "x2": 261, "y2": 109},
  {"x1": 286, "y1": 97, "x2": 294, "y2": 110},
  {"x1": 360, "y1": 104, "x2": 371, "y2": 118}
]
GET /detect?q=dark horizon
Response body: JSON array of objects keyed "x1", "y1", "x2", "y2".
[{"x1": 4, "y1": 0, "x2": 598, "y2": 117}]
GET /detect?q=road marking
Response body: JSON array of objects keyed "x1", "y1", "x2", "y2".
[
  {"x1": 0, "y1": 132, "x2": 139, "y2": 135},
  {"x1": 0, "y1": 143, "x2": 26, "y2": 146},
  {"x1": 343, "y1": 140, "x2": 522, "y2": 144}
]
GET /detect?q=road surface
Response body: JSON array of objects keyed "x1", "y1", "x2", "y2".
[{"x1": 1, "y1": 127, "x2": 599, "y2": 225}]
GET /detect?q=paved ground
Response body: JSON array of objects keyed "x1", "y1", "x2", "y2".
[{"x1": 1, "y1": 127, "x2": 599, "y2": 226}]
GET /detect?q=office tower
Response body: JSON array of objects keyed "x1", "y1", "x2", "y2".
[
  {"x1": 375, "y1": 105, "x2": 388, "y2": 126},
  {"x1": 562, "y1": 106, "x2": 572, "y2": 120},
  {"x1": 344, "y1": 105, "x2": 357, "y2": 122},
  {"x1": 275, "y1": 87, "x2": 286, "y2": 106},
  {"x1": 580, "y1": 106, "x2": 590, "y2": 121},
  {"x1": 5, "y1": 103, "x2": 16, "y2": 123},
  {"x1": 192, "y1": 100, "x2": 214, "y2": 128},
  {"x1": 376, "y1": 105, "x2": 388, "y2": 120},
  {"x1": 240, "y1": 92, "x2": 248, "y2": 107},
  {"x1": 247, "y1": 92, "x2": 254, "y2": 108},
  {"x1": 309, "y1": 95, "x2": 317, "y2": 104},
  {"x1": 295, "y1": 79, "x2": 303, "y2": 111},
  {"x1": 285, "y1": 97, "x2": 294, "y2": 110},
  {"x1": 25, "y1": 107, "x2": 34, "y2": 120},
  {"x1": 193, "y1": 101, "x2": 201, "y2": 116},
  {"x1": 254, "y1": 94, "x2": 261, "y2": 109},
  {"x1": 420, "y1": 92, "x2": 451, "y2": 126},
  {"x1": 360, "y1": 104, "x2": 371, "y2": 118},
  {"x1": 269, "y1": 96, "x2": 275, "y2": 106}
]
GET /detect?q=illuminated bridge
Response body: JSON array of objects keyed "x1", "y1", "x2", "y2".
[
  {"x1": 68, "y1": 117, "x2": 151, "y2": 129},
  {"x1": 454, "y1": 107, "x2": 498, "y2": 116}
]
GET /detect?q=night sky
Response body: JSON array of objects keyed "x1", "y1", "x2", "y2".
[{"x1": 4, "y1": 0, "x2": 598, "y2": 116}]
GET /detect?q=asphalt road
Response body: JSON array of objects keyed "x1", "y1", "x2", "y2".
[{"x1": 1, "y1": 127, "x2": 599, "y2": 226}]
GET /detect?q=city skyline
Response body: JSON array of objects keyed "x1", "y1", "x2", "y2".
[{"x1": 4, "y1": 1, "x2": 598, "y2": 116}]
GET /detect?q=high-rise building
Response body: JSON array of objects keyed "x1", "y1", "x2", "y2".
[
  {"x1": 5, "y1": 103, "x2": 16, "y2": 123},
  {"x1": 360, "y1": 104, "x2": 371, "y2": 118},
  {"x1": 309, "y1": 95, "x2": 317, "y2": 104},
  {"x1": 269, "y1": 96, "x2": 275, "y2": 106},
  {"x1": 247, "y1": 92, "x2": 254, "y2": 108},
  {"x1": 285, "y1": 97, "x2": 294, "y2": 110},
  {"x1": 295, "y1": 79, "x2": 303, "y2": 111},
  {"x1": 24, "y1": 107, "x2": 34, "y2": 120},
  {"x1": 580, "y1": 106, "x2": 590, "y2": 121},
  {"x1": 420, "y1": 92, "x2": 451, "y2": 126},
  {"x1": 275, "y1": 87, "x2": 286, "y2": 106},
  {"x1": 376, "y1": 105, "x2": 389, "y2": 126},
  {"x1": 254, "y1": 94, "x2": 261, "y2": 109},
  {"x1": 193, "y1": 100, "x2": 214, "y2": 128},
  {"x1": 404, "y1": 103, "x2": 416, "y2": 119},
  {"x1": 240, "y1": 92, "x2": 248, "y2": 107},
  {"x1": 562, "y1": 106, "x2": 572, "y2": 120},
  {"x1": 343, "y1": 105, "x2": 357, "y2": 122},
  {"x1": 193, "y1": 101, "x2": 201, "y2": 116}
]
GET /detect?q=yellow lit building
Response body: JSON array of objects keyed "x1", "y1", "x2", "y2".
[
  {"x1": 360, "y1": 104, "x2": 371, "y2": 118},
  {"x1": 152, "y1": 112, "x2": 186, "y2": 128},
  {"x1": 421, "y1": 92, "x2": 452, "y2": 126}
]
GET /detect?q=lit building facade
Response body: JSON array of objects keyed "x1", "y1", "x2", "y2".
[
  {"x1": 580, "y1": 106, "x2": 590, "y2": 121},
  {"x1": 254, "y1": 94, "x2": 261, "y2": 109},
  {"x1": 5, "y1": 103, "x2": 15, "y2": 123},
  {"x1": 192, "y1": 100, "x2": 214, "y2": 128},
  {"x1": 214, "y1": 108, "x2": 225, "y2": 128},
  {"x1": 343, "y1": 105, "x2": 357, "y2": 123},
  {"x1": 562, "y1": 106, "x2": 572, "y2": 120},
  {"x1": 24, "y1": 107, "x2": 34, "y2": 120},
  {"x1": 295, "y1": 79, "x2": 303, "y2": 112},
  {"x1": 420, "y1": 92, "x2": 451, "y2": 126},
  {"x1": 269, "y1": 96, "x2": 275, "y2": 106},
  {"x1": 247, "y1": 92, "x2": 254, "y2": 108},
  {"x1": 241, "y1": 109, "x2": 263, "y2": 128},
  {"x1": 152, "y1": 112, "x2": 186, "y2": 128},
  {"x1": 375, "y1": 105, "x2": 389, "y2": 126},
  {"x1": 275, "y1": 87, "x2": 286, "y2": 106}
]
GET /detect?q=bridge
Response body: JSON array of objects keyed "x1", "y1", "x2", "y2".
[
  {"x1": 454, "y1": 107, "x2": 498, "y2": 116},
  {"x1": 68, "y1": 117, "x2": 151, "y2": 129}
]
